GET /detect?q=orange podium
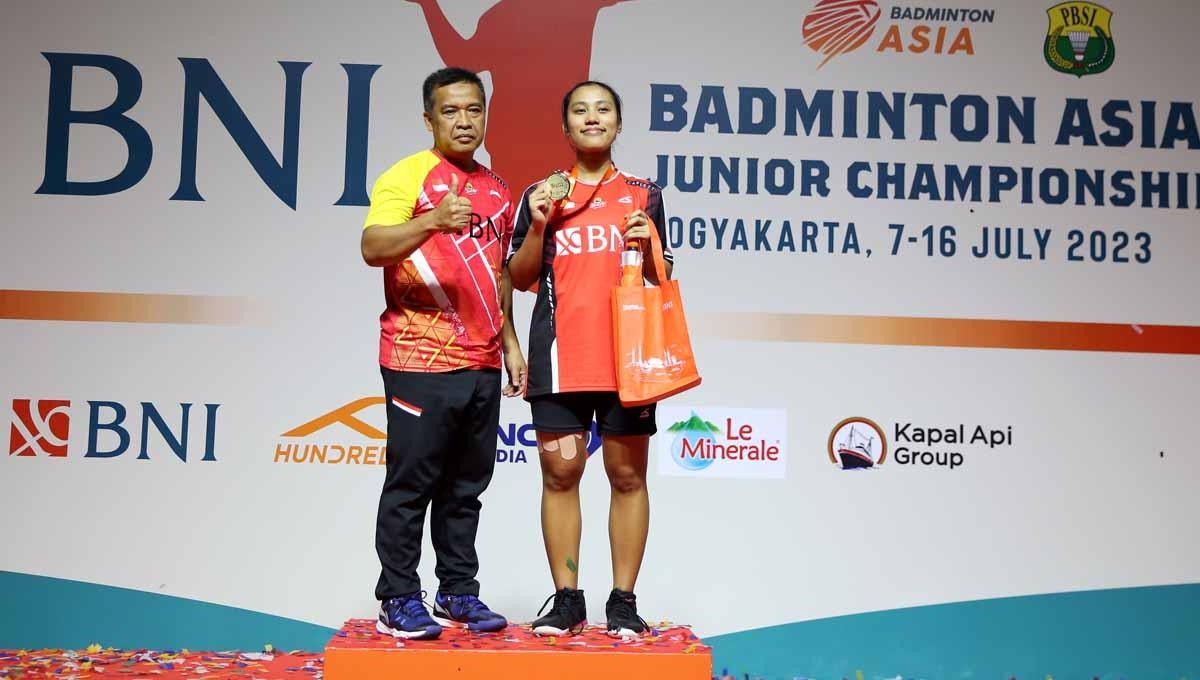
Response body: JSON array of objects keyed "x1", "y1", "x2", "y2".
[{"x1": 324, "y1": 618, "x2": 712, "y2": 679}]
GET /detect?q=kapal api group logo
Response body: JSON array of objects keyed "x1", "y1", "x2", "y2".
[
  {"x1": 827, "y1": 416, "x2": 887, "y2": 469},
  {"x1": 802, "y1": 0, "x2": 993, "y2": 68},
  {"x1": 828, "y1": 416, "x2": 1016, "y2": 471}
]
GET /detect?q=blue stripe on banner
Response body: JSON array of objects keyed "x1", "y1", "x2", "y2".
[
  {"x1": 0, "y1": 571, "x2": 335, "y2": 651},
  {"x1": 707, "y1": 583, "x2": 1200, "y2": 680}
]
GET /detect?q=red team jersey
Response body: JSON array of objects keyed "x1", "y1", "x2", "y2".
[
  {"x1": 364, "y1": 149, "x2": 515, "y2": 372},
  {"x1": 508, "y1": 168, "x2": 673, "y2": 397}
]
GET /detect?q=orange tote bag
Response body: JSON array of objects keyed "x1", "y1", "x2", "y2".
[{"x1": 611, "y1": 221, "x2": 702, "y2": 407}]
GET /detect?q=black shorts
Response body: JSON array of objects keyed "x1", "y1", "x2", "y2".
[{"x1": 530, "y1": 391, "x2": 657, "y2": 437}]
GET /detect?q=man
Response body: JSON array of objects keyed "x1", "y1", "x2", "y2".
[{"x1": 361, "y1": 67, "x2": 525, "y2": 640}]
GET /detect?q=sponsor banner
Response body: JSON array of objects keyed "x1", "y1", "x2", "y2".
[{"x1": 657, "y1": 405, "x2": 787, "y2": 479}]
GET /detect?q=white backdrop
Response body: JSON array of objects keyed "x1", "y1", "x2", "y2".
[{"x1": 2, "y1": 0, "x2": 1197, "y2": 650}]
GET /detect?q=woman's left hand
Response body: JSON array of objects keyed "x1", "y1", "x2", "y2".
[{"x1": 622, "y1": 210, "x2": 652, "y2": 242}]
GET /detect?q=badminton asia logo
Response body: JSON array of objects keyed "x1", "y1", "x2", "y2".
[
  {"x1": 802, "y1": 0, "x2": 882, "y2": 68},
  {"x1": 1044, "y1": 2, "x2": 1115, "y2": 77},
  {"x1": 802, "y1": 0, "x2": 993, "y2": 68},
  {"x1": 6, "y1": 398, "x2": 220, "y2": 461},
  {"x1": 657, "y1": 406, "x2": 786, "y2": 479},
  {"x1": 827, "y1": 417, "x2": 887, "y2": 470}
]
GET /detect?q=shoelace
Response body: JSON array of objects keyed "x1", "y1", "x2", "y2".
[
  {"x1": 392, "y1": 591, "x2": 431, "y2": 621},
  {"x1": 537, "y1": 590, "x2": 585, "y2": 634},
  {"x1": 608, "y1": 594, "x2": 648, "y2": 631},
  {"x1": 536, "y1": 591, "x2": 564, "y2": 618},
  {"x1": 447, "y1": 594, "x2": 489, "y2": 617}
]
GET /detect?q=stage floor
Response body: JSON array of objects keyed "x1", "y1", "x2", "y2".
[
  {"x1": 325, "y1": 618, "x2": 711, "y2": 679},
  {"x1": 1, "y1": 619, "x2": 712, "y2": 679}
]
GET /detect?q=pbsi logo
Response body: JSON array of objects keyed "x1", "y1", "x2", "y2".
[
  {"x1": 1044, "y1": 2, "x2": 1114, "y2": 77},
  {"x1": 9, "y1": 399, "x2": 70, "y2": 457},
  {"x1": 7, "y1": 399, "x2": 220, "y2": 461}
]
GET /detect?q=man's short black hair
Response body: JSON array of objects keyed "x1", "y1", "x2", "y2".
[{"x1": 423, "y1": 67, "x2": 486, "y2": 113}]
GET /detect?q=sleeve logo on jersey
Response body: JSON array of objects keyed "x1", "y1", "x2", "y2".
[{"x1": 554, "y1": 224, "x2": 625, "y2": 256}]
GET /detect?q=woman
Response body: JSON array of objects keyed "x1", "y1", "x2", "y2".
[{"x1": 506, "y1": 80, "x2": 674, "y2": 637}]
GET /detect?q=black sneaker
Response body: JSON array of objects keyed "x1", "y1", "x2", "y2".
[
  {"x1": 530, "y1": 587, "x2": 587, "y2": 636},
  {"x1": 605, "y1": 588, "x2": 648, "y2": 637}
]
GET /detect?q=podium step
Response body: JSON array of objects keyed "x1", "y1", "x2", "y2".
[{"x1": 324, "y1": 618, "x2": 712, "y2": 679}]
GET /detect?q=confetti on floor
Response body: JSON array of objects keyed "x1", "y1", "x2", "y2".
[
  {"x1": 0, "y1": 647, "x2": 323, "y2": 679},
  {"x1": 1, "y1": 621, "x2": 712, "y2": 679},
  {"x1": 329, "y1": 618, "x2": 710, "y2": 655}
]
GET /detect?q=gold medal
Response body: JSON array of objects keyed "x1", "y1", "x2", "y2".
[{"x1": 546, "y1": 171, "x2": 570, "y2": 201}]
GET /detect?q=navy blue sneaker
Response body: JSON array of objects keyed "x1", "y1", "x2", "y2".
[
  {"x1": 432, "y1": 592, "x2": 508, "y2": 632},
  {"x1": 377, "y1": 591, "x2": 442, "y2": 640}
]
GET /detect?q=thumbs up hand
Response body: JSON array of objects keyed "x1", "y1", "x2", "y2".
[{"x1": 432, "y1": 173, "x2": 473, "y2": 233}]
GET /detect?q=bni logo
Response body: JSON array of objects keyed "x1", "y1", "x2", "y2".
[
  {"x1": 9, "y1": 399, "x2": 70, "y2": 457},
  {"x1": 6, "y1": 398, "x2": 220, "y2": 461}
]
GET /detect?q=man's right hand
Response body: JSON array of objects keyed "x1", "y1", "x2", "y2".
[
  {"x1": 432, "y1": 174, "x2": 473, "y2": 233},
  {"x1": 527, "y1": 181, "x2": 554, "y2": 234}
]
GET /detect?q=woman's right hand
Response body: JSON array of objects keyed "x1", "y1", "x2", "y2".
[{"x1": 528, "y1": 181, "x2": 554, "y2": 233}]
